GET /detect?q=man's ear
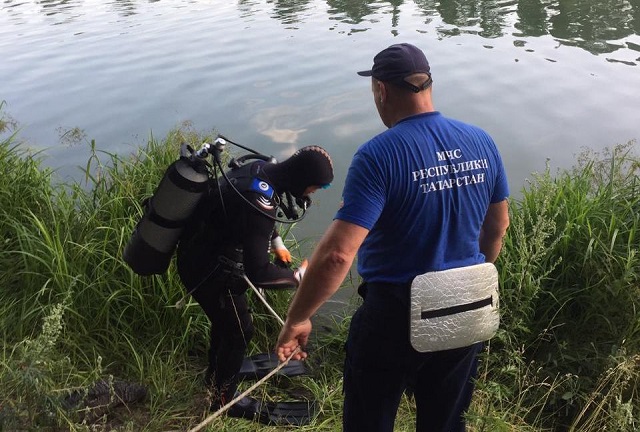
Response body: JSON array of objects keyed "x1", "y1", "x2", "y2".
[{"x1": 379, "y1": 81, "x2": 388, "y2": 104}]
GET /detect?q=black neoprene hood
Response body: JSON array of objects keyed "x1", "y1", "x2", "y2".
[{"x1": 262, "y1": 146, "x2": 334, "y2": 198}]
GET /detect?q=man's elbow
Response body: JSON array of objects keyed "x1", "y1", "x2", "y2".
[
  {"x1": 494, "y1": 216, "x2": 510, "y2": 239},
  {"x1": 325, "y1": 248, "x2": 352, "y2": 270},
  {"x1": 482, "y1": 223, "x2": 509, "y2": 249},
  {"x1": 485, "y1": 202, "x2": 510, "y2": 238},
  {"x1": 480, "y1": 212, "x2": 510, "y2": 262}
]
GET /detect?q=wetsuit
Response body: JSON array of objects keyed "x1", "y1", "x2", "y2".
[{"x1": 176, "y1": 160, "x2": 298, "y2": 402}]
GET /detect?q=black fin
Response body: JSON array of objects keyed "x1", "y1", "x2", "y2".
[
  {"x1": 259, "y1": 399, "x2": 315, "y2": 426},
  {"x1": 223, "y1": 396, "x2": 261, "y2": 421},
  {"x1": 238, "y1": 352, "x2": 307, "y2": 380},
  {"x1": 222, "y1": 395, "x2": 314, "y2": 426}
]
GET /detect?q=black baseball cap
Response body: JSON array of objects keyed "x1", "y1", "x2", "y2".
[{"x1": 357, "y1": 43, "x2": 432, "y2": 92}]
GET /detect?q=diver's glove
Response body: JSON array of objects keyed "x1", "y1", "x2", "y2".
[
  {"x1": 294, "y1": 259, "x2": 308, "y2": 283},
  {"x1": 271, "y1": 235, "x2": 292, "y2": 265}
]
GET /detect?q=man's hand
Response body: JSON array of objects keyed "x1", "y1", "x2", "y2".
[
  {"x1": 276, "y1": 319, "x2": 312, "y2": 362},
  {"x1": 294, "y1": 259, "x2": 308, "y2": 283}
]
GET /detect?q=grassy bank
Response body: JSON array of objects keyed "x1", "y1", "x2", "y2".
[{"x1": 0, "y1": 113, "x2": 638, "y2": 431}]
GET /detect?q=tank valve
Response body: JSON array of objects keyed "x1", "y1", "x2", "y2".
[
  {"x1": 195, "y1": 137, "x2": 226, "y2": 161},
  {"x1": 210, "y1": 137, "x2": 226, "y2": 163},
  {"x1": 195, "y1": 142, "x2": 211, "y2": 159}
]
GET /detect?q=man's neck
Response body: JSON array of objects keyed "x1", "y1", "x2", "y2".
[{"x1": 388, "y1": 101, "x2": 435, "y2": 127}]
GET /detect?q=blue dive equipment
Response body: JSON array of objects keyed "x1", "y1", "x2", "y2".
[{"x1": 213, "y1": 135, "x2": 310, "y2": 224}]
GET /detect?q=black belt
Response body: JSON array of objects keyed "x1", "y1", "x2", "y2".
[{"x1": 218, "y1": 255, "x2": 245, "y2": 278}]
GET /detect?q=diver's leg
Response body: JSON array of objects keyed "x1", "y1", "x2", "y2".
[
  {"x1": 186, "y1": 273, "x2": 224, "y2": 390},
  {"x1": 212, "y1": 282, "x2": 254, "y2": 402}
]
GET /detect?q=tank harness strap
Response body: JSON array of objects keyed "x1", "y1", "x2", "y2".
[
  {"x1": 146, "y1": 200, "x2": 185, "y2": 229},
  {"x1": 218, "y1": 255, "x2": 245, "y2": 278},
  {"x1": 223, "y1": 160, "x2": 273, "y2": 197}
]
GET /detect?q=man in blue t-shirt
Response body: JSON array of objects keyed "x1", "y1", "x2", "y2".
[{"x1": 276, "y1": 43, "x2": 510, "y2": 431}]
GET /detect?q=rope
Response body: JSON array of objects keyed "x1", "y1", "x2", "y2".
[
  {"x1": 188, "y1": 274, "x2": 297, "y2": 431},
  {"x1": 188, "y1": 347, "x2": 301, "y2": 432},
  {"x1": 243, "y1": 274, "x2": 285, "y2": 326}
]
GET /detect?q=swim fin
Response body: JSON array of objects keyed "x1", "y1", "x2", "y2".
[
  {"x1": 259, "y1": 398, "x2": 315, "y2": 426},
  {"x1": 223, "y1": 395, "x2": 261, "y2": 421},
  {"x1": 238, "y1": 352, "x2": 307, "y2": 380},
  {"x1": 223, "y1": 395, "x2": 315, "y2": 426}
]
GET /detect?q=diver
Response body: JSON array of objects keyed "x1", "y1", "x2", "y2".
[{"x1": 175, "y1": 145, "x2": 334, "y2": 421}]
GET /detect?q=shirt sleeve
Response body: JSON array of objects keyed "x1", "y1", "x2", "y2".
[
  {"x1": 335, "y1": 148, "x2": 386, "y2": 230},
  {"x1": 490, "y1": 148, "x2": 510, "y2": 203}
]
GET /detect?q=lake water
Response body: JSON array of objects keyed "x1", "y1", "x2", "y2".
[{"x1": 1, "y1": 0, "x2": 639, "y2": 255}]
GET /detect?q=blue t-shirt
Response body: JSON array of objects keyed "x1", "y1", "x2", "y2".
[{"x1": 335, "y1": 111, "x2": 509, "y2": 284}]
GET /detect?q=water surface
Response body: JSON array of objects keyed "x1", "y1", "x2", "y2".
[{"x1": 1, "y1": 0, "x2": 639, "y2": 249}]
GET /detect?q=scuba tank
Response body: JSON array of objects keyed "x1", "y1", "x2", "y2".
[{"x1": 123, "y1": 147, "x2": 210, "y2": 275}]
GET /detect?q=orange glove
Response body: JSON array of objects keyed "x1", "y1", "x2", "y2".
[{"x1": 271, "y1": 235, "x2": 292, "y2": 264}]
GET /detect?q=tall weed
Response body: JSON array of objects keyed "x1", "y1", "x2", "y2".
[{"x1": 475, "y1": 141, "x2": 639, "y2": 431}]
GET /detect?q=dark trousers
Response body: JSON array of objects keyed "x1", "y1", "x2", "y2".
[
  {"x1": 183, "y1": 266, "x2": 254, "y2": 403},
  {"x1": 343, "y1": 282, "x2": 483, "y2": 432}
]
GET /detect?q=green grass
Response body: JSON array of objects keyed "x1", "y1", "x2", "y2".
[
  {"x1": 0, "y1": 103, "x2": 638, "y2": 431},
  {"x1": 471, "y1": 142, "x2": 639, "y2": 432}
]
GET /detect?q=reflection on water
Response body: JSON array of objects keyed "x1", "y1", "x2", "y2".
[
  {"x1": 6, "y1": 0, "x2": 638, "y2": 59},
  {"x1": 268, "y1": 0, "x2": 314, "y2": 25}
]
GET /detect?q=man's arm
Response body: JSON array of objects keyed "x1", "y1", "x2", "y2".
[
  {"x1": 242, "y1": 194, "x2": 298, "y2": 287},
  {"x1": 479, "y1": 199, "x2": 510, "y2": 263},
  {"x1": 276, "y1": 219, "x2": 369, "y2": 361}
]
